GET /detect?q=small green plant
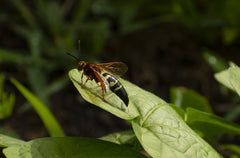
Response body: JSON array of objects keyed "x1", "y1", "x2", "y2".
[{"x1": 0, "y1": 74, "x2": 15, "y2": 120}]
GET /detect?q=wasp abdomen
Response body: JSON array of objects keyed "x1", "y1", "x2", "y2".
[{"x1": 102, "y1": 73, "x2": 129, "y2": 106}]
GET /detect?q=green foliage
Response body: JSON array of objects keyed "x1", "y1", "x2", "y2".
[
  {"x1": 183, "y1": 63, "x2": 240, "y2": 156},
  {"x1": 222, "y1": 27, "x2": 239, "y2": 45},
  {"x1": 69, "y1": 69, "x2": 221, "y2": 158},
  {"x1": 214, "y1": 63, "x2": 240, "y2": 144},
  {"x1": 186, "y1": 108, "x2": 240, "y2": 139},
  {"x1": 0, "y1": 74, "x2": 15, "y2": 119},
  {"x1": 203, "y1": 53, "x2": 240, "y2": 121},
  {"x1": 169, "y1": 85, "x2": 240, "y2": 142},
  {"x1": 221, "y1": 144, "x2": 240, "y2": 155},
  {"x1": 100, "y1": 130, "x2": 139, "y2": 148},
  {"x1": 203, "y1": 50, "x2": 228, "y2": 72},
  {"x1": 2, "y1": 1, "x2": 240, "y2": 157},
  {"x1": 3, "y1": 0, "x2": 172, "y2": 109},
  {"x1": 0, "y1": 135, "x2": 146, "y2": 158},
  {"x1": 170, "y1": 86, "x2": 212, "y2": 113},
  {"x1": 169, "y1": 82, "x2": 240, "y2": 145},
  {"x1": 10, "y1": 78, "x2": 64, "y2": 137},
  {"x1": 0, "y1": 0, "x2": 110, "y2": 108},
  {"x1": 171, "y1": 0, "x2": 240, "y2": 45},
  {"x1": 0, "y1": 134, "x2": 25, "y2": 148},
  {"x1": 215, "y1": 63, "x2": 240, "y2": 95}
]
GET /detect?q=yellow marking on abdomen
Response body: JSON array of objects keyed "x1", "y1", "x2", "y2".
[
  {"x1": 113, "y1": 85, "x2": 122, "y2": 92},
  {"x1": 109, "y1": 80, "x2": 118, "y2": 87}
]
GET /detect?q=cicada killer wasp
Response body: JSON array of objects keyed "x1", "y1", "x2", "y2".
[{"x1": 67, "y1": 53, "x2": 129, "y2": 106}]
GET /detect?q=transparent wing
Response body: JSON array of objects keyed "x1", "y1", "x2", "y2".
[{"x1": 98, "y1": 62, "x2": 128, "y2": 77}]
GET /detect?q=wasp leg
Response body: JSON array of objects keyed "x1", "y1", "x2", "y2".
[
  {"x1": 100, "y1": 83, "x2": 107, "y2": 102},
  {"x1": 101, "y1": 87, "x2": 107, "y2": 102},
  {"x1": 79, "y1": 72, "x2": 84, "y2": 85},
  {"x1": 90, "y1": 69, "x2": 108, "y2": 103},
  {"x1": 81, "y1": 76, "x2": 90, "y2": 88},
  {"x1": 96, "y1": 75, "x2": 107, "y2": 102}
]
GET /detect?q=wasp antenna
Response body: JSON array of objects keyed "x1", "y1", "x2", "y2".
[
  {"x1": 66, "y1": 52, "x2": 79, "y2": 61},
  {"x1": 78, "y1": 40, "x2": 81, "y2": 56}
]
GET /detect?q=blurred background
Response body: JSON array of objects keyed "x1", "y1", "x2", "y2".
[{"x1": 0, "y1": 0, "x2": 240, "y2": 156}]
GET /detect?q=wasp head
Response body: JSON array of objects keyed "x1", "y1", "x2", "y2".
[{"x1": 77, "y1": 61, "x2": 86, "y2": 71}]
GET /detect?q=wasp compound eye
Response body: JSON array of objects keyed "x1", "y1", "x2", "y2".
[{"x1": 78, "y1": 62, "x2": 85, "y2": 71}]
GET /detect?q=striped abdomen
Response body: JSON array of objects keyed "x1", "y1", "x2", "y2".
[{"x1": 102, "y1": 73, "x2": 129, "y2": 106}]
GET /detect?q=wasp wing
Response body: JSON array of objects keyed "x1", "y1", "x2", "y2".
[{"x1": 98, "y1": 62, "x2": 128, "y2": 78}]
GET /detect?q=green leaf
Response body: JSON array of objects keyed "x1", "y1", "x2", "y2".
[
  {"x1": 229, "y1": 155, "x2": 239, "y2": 158},
  {"x1": 132, "y1": 107, "x2": 221, "y2": 158},
  {"x1": 221, "y1": 144, "x2": 240, "y2": 155},
  {"x1": 0, "y1": 134, "x2": 25, "y2": 147},
  {"x1": 69, "y1": 69, "x2": 222, "y2": 158},
  {"x1": 203, "y1": 51, "x2": 228, "y2": 72},
  {"x1": 10, "y1": 78, "x2": 64, "y2": 137},
  {"x1": 3, "y1": 137, "x2": 147, "y2": 158},
  {"x1": 168, "y1": 103, "x2": 185, "y2": 119},
  {"x1": 215, "y1": 64, "x2": 240, "y2": 120},
  {"x1": 186, "y1": 108, "x2": 240, "y2": 138},
  {"x1": 222, "y1": 27, "x2": 239, "y2": 45},
  {"x1": 0, "y1": 74, "x2": 15, "y2": 119},
  {"x1": 170, "y1": 87, "x2": 212, "y2": 113},
  {"x1": 100, "y1": 130, "x2": 138, "y2": 146},
  {"x1": 215, "y1": 63, "x2": 240, "y2": 96},
  {"x1": 215, "y1": 69, "x2": 233, "y2": 91},
  {"x1": 229, "y1": 65, "x2": 240, "y2": 96}
]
